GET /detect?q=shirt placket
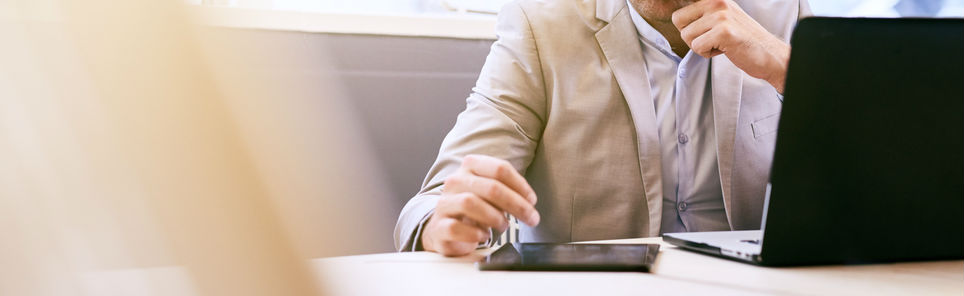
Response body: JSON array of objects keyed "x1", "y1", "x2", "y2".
[{"x1": 675, "y1": 54, "x2": 696, "y2": 231}]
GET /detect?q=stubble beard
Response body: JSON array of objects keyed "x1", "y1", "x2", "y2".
[{"x1": 629, "y1": 0, "x2": 698, "y2": 23}]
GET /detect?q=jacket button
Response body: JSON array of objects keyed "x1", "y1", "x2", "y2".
[
  {"x1": 678, "y1": 202, "x2": 688, "y2": 212},
  {"x1": 678, "y1": 133, "x2": 689, "y2": 144}
]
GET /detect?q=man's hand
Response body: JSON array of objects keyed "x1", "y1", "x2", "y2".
[
  {"x1": 672, "y1": 0, "x2": 791, "y2": 93},
  {"x1": 421, "y1": 154, "x2": 540, "y2": 257}
]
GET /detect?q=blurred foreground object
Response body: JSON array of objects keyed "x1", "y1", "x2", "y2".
[{"x1": 0, "y1": 0, "x2": 390, "y2": 295}]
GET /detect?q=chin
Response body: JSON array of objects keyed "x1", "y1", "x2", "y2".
[{"x1": 630, "y1": 0, "x2": 697, "y2": 22}]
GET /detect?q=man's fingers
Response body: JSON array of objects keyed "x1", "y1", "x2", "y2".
[
  {"x1": 442, "y1": 154, "x2": 541, "y2": 227},
  {"x1": 426, "y1": 217, "x2": 482, "y2": 257},
  {"x1": 436, "y1": 240, "x2": 478, "y2": 257},
  {"x1": 438, "y1": 217, "x2": 490, "y2": 243},
  {"x1": 439, "y1": 192, "x2": 509, "y2": 232},
  {"x1": 461, "y1": 195, "x2": 510, "y2": 232},
  {"x1": 470, "y1": 175, "x2": 540, "y2": 226},
  {"x1": 447, "y1": 173, "x2": 539, "y2": 226},
  {"x1": 679, "y1": 10, "x2": 725, "y2": 45},
  {"x1": 673, "y1": 0, "x2": 730, "y2": 30},
  {"x1": 690, "y1": 26, "x2": 728, "y2": 58},
  {"x1": 422, "y1": 214, "x2": 486, "y2": 256},
  {"x1": 463, "y1": 154, "x2": 537, "y2": 205},
  {"x1": 672, "y1": 0, "x2": 706, "y2": 29}
]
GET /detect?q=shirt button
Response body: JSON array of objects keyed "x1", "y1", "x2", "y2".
[
  {"x1": 678, "y1": 202, "x2": 688, "y2": 212},
  {"x1": 678, "y1": 133, "x2": 689, "y2": 144},
  {"x1": 679, "y1": 69, "x2": 688, "y2": 78}
]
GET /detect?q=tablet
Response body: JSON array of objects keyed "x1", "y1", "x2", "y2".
[{"x1": 476, "y1": 242, "x2": 660, "y2": 272}]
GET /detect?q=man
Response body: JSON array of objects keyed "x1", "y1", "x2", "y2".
[{"x1": 395, "y1": 0, "x2": 810, "y2": 256}]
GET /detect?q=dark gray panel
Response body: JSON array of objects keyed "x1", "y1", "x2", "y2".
[
  {"x1": 322, "y1": 33, "x2": 494, "y2": 73},
  {"x1": 213, "y1": 28, "x2": 493, "y2": 253},
  {"x1": 313, "y1": 33, "x2": 492, "y2": 211},
  {"x1": 320, "y1": 33, "x2": 493, "y2": 253}
]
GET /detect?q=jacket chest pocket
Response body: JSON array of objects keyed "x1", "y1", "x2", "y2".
[{"x1": 750, "y1": 112, "x2": 781, "y2": 140}]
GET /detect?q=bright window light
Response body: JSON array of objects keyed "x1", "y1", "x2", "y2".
[{"x1": 188, "y1": 0, "x2": 962, "y2": 18}]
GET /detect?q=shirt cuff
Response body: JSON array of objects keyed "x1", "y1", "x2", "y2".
[{"x1": 410, "y1": 209, "x2": 435, "y2": 252}]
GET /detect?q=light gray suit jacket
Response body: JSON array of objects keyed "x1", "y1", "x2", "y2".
[{"x1": 395, "y1": 0, "x2": 810, "y2": 251}]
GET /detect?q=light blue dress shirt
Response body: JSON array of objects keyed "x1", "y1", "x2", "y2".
[{"x1": 628, "y1": 4, "x2": 731, "y2": 234}]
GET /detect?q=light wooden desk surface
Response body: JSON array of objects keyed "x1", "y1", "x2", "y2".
[{"x1": 311, "y1": 237, "x2": 963, "y2": 295}]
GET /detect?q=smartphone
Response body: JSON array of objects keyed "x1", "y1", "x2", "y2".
[{"x1": 476, "y1": 242, "x2": 660, "y2": 272}]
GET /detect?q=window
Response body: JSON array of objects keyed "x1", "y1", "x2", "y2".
[
  {"x1": 191, "y1": 0, "x2": 963, "y2": 18},
  {"x1": 187, "y1": 0, "x2": 961, "y2": 39},
  {"x1": 189, "y1": 0, "x2": 512, "y2": 16},
  {"x1": 810, "y1": 0, "x2": 962, "y2": 17}
]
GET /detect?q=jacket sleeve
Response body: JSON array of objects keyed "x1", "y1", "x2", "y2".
[
  {"x1": 799, "y1": 0, "x2": 813, "y2": 19},
  {"x1": 393, "y1": 1, "x2": 548, "y2": 251}
]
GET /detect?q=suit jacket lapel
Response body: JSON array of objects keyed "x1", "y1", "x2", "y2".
[
  {"x1": 594, "y1": 3, "x2": 663, "y2": 236},
  {"x1": 710, "y1": 55, "x2": 743, "y2": 229}
]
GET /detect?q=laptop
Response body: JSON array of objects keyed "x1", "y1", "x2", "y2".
[{"x1": 664, "y1": 17, "x2": 964, "y2": 266}]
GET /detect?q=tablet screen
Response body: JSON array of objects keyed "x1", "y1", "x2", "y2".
[{"x1": 477, "y1": 243, "x2": 660, "y2": 272}]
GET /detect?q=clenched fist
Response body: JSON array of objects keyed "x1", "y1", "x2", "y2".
[
  {"x1": 421, "y1": 154, "x2": 540, "y2": 257},
  {"x1": 673, "y1": 0, "x2": 792, "y2": 93}
]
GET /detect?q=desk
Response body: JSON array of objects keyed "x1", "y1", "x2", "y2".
[{"x1": 311, "y1": 237, "x2": 963, "y2": 295}]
